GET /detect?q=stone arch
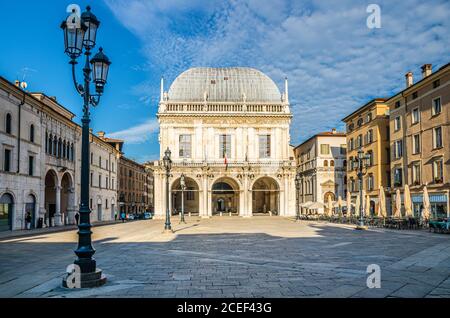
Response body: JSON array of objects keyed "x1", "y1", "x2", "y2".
[
  {"x1": 211, "y1": 177, "x2": 240, "y2": 216},
  {"x1": 171, "y1": 176, "x2": 200, "y2": 215},
  {"x1": 61, "y1": 172, "x2": 75, "y2": 225},
  {"x1": 44, "y1": 169, "x2": 58, "y2": 227},
  {"x1": 251, "y1": 176, "x2": 280, "y2": 215},
  {"x1": 25, "y1": 192, "x2": 37, "y2": 229},
  {"x1": 324, "y1": 160, "x2": 328, "y2": 167},
  {"x1": 0, "y1": 192, "x2": 15, "y2": 231},
  {"x1": 249, "y1": 175, "x2": 281, "y2": 191}
]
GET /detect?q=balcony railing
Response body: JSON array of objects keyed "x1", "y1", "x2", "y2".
[
  {"x1": 170, "y1": 159, "x2": 293, "y2": 168},
  {"x1": 162, "y1": 103, "x2": 287, "y2": 114}
]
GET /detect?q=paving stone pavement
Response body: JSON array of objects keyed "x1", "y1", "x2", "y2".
[{"x1": 0, "y1": 217, "x2": 449, "y2": 298}]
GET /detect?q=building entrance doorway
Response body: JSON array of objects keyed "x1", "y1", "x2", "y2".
[
  {"x1": 211, "y1": 178, "x2": 239, "y2": 216},
  {"x1": 0, "y1": 193, "x2": 14, "y2": 231},
  {"x1": 171, "y1": 177, "x2": 200, "y2": 216},
  {"x1": 252, "y1": 177, "x2": 280, "y2": 215}
]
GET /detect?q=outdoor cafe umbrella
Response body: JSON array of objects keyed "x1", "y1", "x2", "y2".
[
  {"x1": 404, "y1": 184, "x2": 413, "y2": 218},
  {"x1": 336, "y1": 196, "x2": 344, "y2": 217},
  {"x1": 327, "y1": 195, "x2": 334, "y2": 217},
  {"x1": 377, "y1": 186, "x2": 387, "y2": 218},
  {"x1": 346, "y1": 191, "x2": 353, "y2": 217},
  {"x1": 365, "y1": 194, "x2": 371, "y2": 218},
  {"x1": 422, "y1": 186, "x2": 431, "y2": 220},
  {"x1": 300, "y1": 201, "x2": 313, "y2": 214},
  {"x1": 394, "y1": 189, "x2": 402, "y2": 218},
  {"x1": 307, "y1": 201, "x2": 326, "y2": 212}
]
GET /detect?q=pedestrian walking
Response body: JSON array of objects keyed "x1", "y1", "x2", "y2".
[
  {"x1": 75, "y1": 212, "x2": 80, "y2": 225},
  {"x1": 121, "y1": 211, "x2": 126, "y2": 223},
  {"x1": 25, "y1": 212, "x2": 32, "y2": 230}
]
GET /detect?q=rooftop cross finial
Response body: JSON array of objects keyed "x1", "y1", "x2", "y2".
[{"x1": 284, "y1": 77, "x2": 289, "y2": 104}]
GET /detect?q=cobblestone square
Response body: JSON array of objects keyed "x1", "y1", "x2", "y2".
[{"x1": 1, "y1": 217, "x2": 450, "y2": 298}]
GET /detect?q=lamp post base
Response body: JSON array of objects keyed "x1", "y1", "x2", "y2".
[
  {"x1": 163, "y1": 228, "x2": 174, "y2": 234},
  {"x1": 355, "y1": 225, "x2": 368, "y2": 230},
  {"x1": 62, "y1": 268, "x2": 107, "y2": 288}
]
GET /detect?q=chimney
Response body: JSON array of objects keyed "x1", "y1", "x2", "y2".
[
  {"x1": 421, "y1": 64, "x2": 432, "y2": 78},
  {"x1": 331, "y1": 128, "x2": 337, "y2": 134},
  {"x1": 97, "y1": 131, "x2": 105, "y2": 138},
  {"x1": 405, "y1": 72, "x2": 413, "y2": 88}
]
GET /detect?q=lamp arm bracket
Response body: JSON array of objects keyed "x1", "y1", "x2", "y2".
[{"x1": 70, "y1": 60, "x2": 84, "y2": 96}]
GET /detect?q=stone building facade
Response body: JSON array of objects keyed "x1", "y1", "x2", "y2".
[
  {"x1": 387, "y1": 63, "x2": 450, "y2": 218},
  {"x1": 153, "y1": 67, "x2": 296, "y2": 218},
  {"x1": 0, "y1": 76, "x2": 120, "y2": 231},
  {"x1": 342, "y1": 98, "x2": 391, "y2": 216},
  {"x1": 117, "y1": 156, "x2": 153, "y2": 215},
  {"x1": 86, "y1": 132, "x2": 120, "y2": 222},
  {"x1": 294, "y1": 129, "x2": 347, "y2": 214}
]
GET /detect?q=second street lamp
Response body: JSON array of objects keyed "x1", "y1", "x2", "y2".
[
  {"x1": 351, "y1": 147, "x2": 371, "y2": 230},
  {"x1": 61, "y1": 5, "x2": 110, "y2": 288},
  {"x1": 163, "y1": 148, "x2": 173, "y2": 232}
]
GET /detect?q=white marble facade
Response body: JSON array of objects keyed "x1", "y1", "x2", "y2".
[
  {"x1": 153, "y1": 67, "x2": 296, "y2": 218},
  {"x1": 295, "y1": 131, "x2": 347, "y2": 214},
  {"x1": 0, "y1": 78, "x2": 119, "y2": 231}
]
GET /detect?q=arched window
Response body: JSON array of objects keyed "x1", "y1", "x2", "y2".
[
  {"x1": 58, "y1": 138, "x2": 62, "y2": 158},
  {"x1": 62, "y1": 141, "x2": 66, "y2": 159},
  {"x1": 48, "y1": 134, "x2": 53, "y2": 154},
  {"x1": 29, "y1": 124, "x2": 35, "y2": 142},
  {"x1": 5, "y1": 113, "x2": 12, "y2": 134},
  {"x1": 343, "y1": 160, "x2": 347, "y2": 168},
  {"x1": 330, "y1": 160, "x2": 335, "y2": 167},
  {"x1": 70, "y1": 144, "x2": 74, "y2": 161},
  {"x1": 324, "y1": 160, "x2": 328, "y2": 167},
  {"x1": 45, "y1": 132, "x2": 48, "y2": 152},
  {"x1": 53, "y1": 136, "x2": 57, "y2": 156}
]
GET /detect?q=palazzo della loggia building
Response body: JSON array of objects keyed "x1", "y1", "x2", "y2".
[{"x1": 153, "y1": 67, "x2": 296, "y2": 218}]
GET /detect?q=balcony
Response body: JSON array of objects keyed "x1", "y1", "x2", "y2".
[
  {"x1": 160, "y1": 103, "x2": 288, "y2": 114},
  {"x1": 170, "y1": 159, "x2": 293, "y2": 168}
]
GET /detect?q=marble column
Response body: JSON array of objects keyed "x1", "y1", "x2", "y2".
[
  {"x1": 54, "y1": 186, "x2": 63, "y2": 226},
  {"x1": 66, "y1": 187, "x2": 77, "y2": 225}
]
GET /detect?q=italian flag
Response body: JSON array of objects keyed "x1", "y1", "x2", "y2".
[{"x1": 224, "y1": 151, "x2": 228, "y2": 170}]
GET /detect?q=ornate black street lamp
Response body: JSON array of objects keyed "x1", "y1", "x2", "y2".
[
  {"x1": 163, "y1": 148, "x2": 173, "y2": 232},
  {"x1": 180, "y1": 174, "x2": 187, "y2": 224},
  {"x1": 350, "y1": 147, "x2": 370, "y2": 230},
  {"x1": 295, "y1": 173, "x2": 301, "y2": 222},
  {"x1": 61, "y1": 6, "x2": 110, "y2": 287}
]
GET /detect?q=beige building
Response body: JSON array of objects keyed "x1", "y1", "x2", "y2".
[
  {"x1": 153, "y1": 67, "x2": 296, "y2": 218},
  {"x1": 387, "y1": 63, "x2": 450, "y2": 218},
  {"x1": 293, "y1": 129, "x2": 347, "y2": 214},
  {"x1": 86, "y1": 132, "x2": 120, "y2": 222},
  {"x1": 0, "y1": 76, "x2": 120, "y2": 231},
  {"x1": 342, "y1": 98, "x2": 391, "y2": 215},
  {"x1": 117, "y1": 156, "x2": 153, "y2": 215}
]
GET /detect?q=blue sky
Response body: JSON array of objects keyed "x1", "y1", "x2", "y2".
[{"x1": 1, "y1": 1, "x2": 449, "y2": 163}]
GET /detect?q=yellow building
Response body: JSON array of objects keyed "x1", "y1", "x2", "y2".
[
  {"x1": 342, "y1": 98, "x2": 391, "y2": 215},
  {"x1": 387, "y1": 63, "x2": 450, "y2": 218}
]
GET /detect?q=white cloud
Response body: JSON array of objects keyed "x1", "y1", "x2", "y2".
[
  {"x1": 108, "y1": 118, "x2": 159, "y2": 144},
  {"x1": 105, "y1": 0, "x2": 450, "y2": 144}
]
